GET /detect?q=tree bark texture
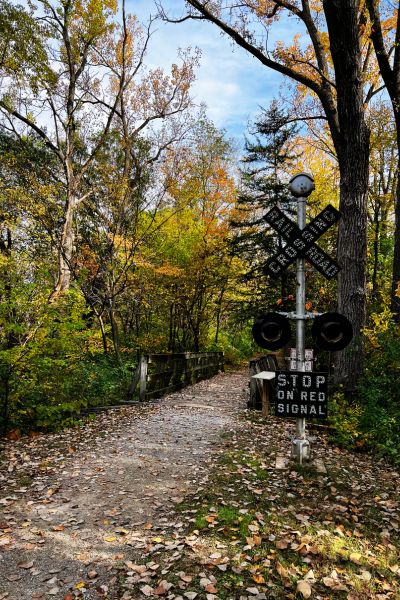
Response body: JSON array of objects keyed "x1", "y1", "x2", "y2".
[{"x1": 324, "y1": 0, "x2": 370, "y2": 386}]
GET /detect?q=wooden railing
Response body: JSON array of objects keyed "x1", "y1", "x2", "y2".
[{"x1": 127, "y1": 352, "x2": 224, "y2": 402}]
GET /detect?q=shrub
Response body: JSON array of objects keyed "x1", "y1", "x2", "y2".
[{"x1": 329, "y1": 327, "x2": 400, "y2": 464}]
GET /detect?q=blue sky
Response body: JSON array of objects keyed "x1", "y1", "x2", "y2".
[{"x1": 127, "y1": 0, "x2": 299, "y2": 142}]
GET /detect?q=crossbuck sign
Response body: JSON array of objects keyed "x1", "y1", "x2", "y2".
[{"x1": 263, "y1": 204, "x2": 341, "y2": 279}]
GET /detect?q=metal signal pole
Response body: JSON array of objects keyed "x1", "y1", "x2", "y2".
[{"x1": 288, "y1": 174, "x2": 315, "y2": 464}]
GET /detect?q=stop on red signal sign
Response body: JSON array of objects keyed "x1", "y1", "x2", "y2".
[{"x1": 275, "y1": 371, "x2": 328, "y2": 419}]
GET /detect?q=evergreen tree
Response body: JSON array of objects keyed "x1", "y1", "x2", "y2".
[{"x1": 231, "y1": 100, "x2": 298, "y2": 314}]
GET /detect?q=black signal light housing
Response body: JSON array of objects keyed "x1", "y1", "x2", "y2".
[
  {"x1": 252, "y1": 312, "x2": 292, "y2": 351},
  {"x1": 311, "y1": 312, "x2": 353, "y2": 351}
]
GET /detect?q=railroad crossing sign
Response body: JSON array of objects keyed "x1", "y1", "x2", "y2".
[{"x1": 263, "y1": 204, "x2": 341, "y2": 279}]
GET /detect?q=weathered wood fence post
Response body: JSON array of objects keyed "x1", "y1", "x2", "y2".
[{"x1": 139, "y1": 355, "x2": 148, "y2": 402}]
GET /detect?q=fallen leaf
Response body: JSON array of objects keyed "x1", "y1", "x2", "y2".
[
  {"x1": 206, "y1": 516, "x2": 216, "y2": 523},
  {"x1": 323, "y1": 577, "x2": 337, "y2": 588},
  {"x1": 88, "y1": 570, "x2": 98, "y2": 579},
  {"x1": 297, "y1": 579, "x2": 312, "y2": 598},
  {"x1": 0, "y1": 537, "x2": 11, "y2": 546},
  {"x1": 304, "y1": 570, "x2": 316, "y2": 583},
  {"x1": 154, "y1": 581, "x2": 172, "y2": 595},
  {"x1": 140, "y1": 585, "x2": 154, "y2": 597},
  {"x1": 17, "y1": 561, "x2": 34, "y2": 569},
  {"x1": 349, "y1": 552, "x2": 362, "y2": 564},
  {"x1": 276, "y1": 562, "x2": 288, "y2": 578}
]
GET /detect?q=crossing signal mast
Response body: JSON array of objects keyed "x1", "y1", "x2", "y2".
[{"x1": 252, "y1": 174, "x2": 353, "y2": 464}]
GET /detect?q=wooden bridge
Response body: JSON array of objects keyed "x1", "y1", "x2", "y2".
[{"x1": 126, "y1": 351, "x2": 225, "y2": 402}]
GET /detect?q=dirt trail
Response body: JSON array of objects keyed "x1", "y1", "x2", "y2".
[{"x1": 0, "y1": 371, "x2": 248, "y2": 600}]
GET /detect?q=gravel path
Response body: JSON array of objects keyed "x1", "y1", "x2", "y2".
[{"x1": 0, "y1": 370, "x2": 248, "y2": 600}]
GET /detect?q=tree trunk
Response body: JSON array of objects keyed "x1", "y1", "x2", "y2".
[
  {"x1": 390, "y1": 135, "x2": 400, "y2": 317},
  {"x1": 1, "y1": 372, "x2": 10, "y2": 436},
  {"x1": 98, "y1": 313, "x2": 108, "y2": 354},
  {"x1": 215, "y1": 287, "x2": 226, "y2": 344},
  {"x1": 335, "y1": 156, "x2": 369, "y2": 386},
  {"x1": 323, "y1": 0, "x2": 370, "y2": 388},
  {"x1": 372, "y1": 204, "x2": 380, "y2": 299},
  {"x1": 168, "y1": 302, "x2": 176, "y2": 351},
  {"x1": 109, "y1": 307, "x2": 122, "y2": 363},
  {"x1": 365, "y1": 0, "x2": 400, "y2": 318},
  {"x1": 49, "y1": 193, "x2": 76, "y2": 301}
]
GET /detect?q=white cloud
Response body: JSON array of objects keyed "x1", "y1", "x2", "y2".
[{"x1": 127, "y1": 0, "x2": 300, "y2": 140}]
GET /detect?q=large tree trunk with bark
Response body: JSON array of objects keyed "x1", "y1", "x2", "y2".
[
  {"x1": 335, "y1": 155, "x2": 369, "y2": 386},
  {"x1": 323, "y1": 0, "x2": 370, "y2": 387}
]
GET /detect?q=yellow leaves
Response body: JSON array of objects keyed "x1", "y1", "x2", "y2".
[
  {"x1": 104, "y1": 535, "x2": 117, "y2": 542},
  {"x1": 75, "y1": 581, "x2": 86, "y2": 589},
  {"x1": 155, "y1": 264, "x2": 183, "y2": 278},
  {"x1": 72, "y1": 0, "x2": 117, "y2": 42},
  {"x1": 349, "y1": 552, "x2": 362, "y2": 565},
  {"x1": 363, "y1": 306, "x2": 394, "y2": 349}
]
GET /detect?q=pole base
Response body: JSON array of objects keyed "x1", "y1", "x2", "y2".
[{"x1": 291, "y1": 438, "x2": 311, "y2": 465}]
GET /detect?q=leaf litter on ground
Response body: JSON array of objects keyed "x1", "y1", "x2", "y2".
[{"x1": 1, "y1": 371, "x2": 399, "y2": 600}]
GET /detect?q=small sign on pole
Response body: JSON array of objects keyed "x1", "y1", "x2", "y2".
[{"x1": 288, "y1": 348, "x2": 313, "y2": 372}]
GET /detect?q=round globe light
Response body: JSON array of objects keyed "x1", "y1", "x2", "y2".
[{"x1": 288, "y1": 173, "x2": 315, "y2": 197}]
